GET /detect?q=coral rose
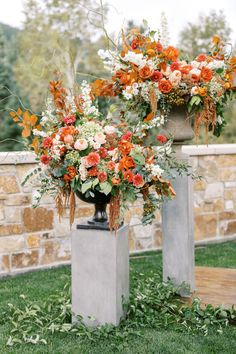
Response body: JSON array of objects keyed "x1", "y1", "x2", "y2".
[
  {"x1": 63, "y1": 114, "x2": 76, "y2": 125},
  {"x1": 200, "y1": 67, "x2": 213, "y2": 82},
  {"x1": 88, "y1": 166, "x2": 98, "y2": 177},
  {"x1": 133, "y1": 174, "x2": 144, "y2": 188},
  {"x1": 156, "y1": 42, "x2": 163, "y2": 52},
  {"x1": 156, "y1": 135, "x2": 168, "y2": 144},
  {"x1": 121, "y1": 131, "x2": 133, "y2": 141},
  {"x1": 98, "y1": 147, "x2": 108, "y2": 158},
  {"x1": 151, "y1": 70, "x2": 163, "y2": 82},
  {"x1": 196, "y1": 54, "x2": 207, "y2": 62},
  {"x1": 180, "y1": 65, "x2": 193, "y2": 75},
  {"x1": 86, "y1": 152, "x2": 100, "y2": 166},
  {"x1": 98, "y1": 171, "x2": 107, "y2": 182},
  {"x1": 158, "y1": 79, "x2": 173, "y2": 94},
  {"x1": 123, "y1": 170, "x2": 134, "y2": 183},
  {"x1": 170, "y1": 62, "x2": 180, "y2": 71},
  {"x1": 139, "y1": 65, "x2": 154, "y2": 80},
  {"x1": 40, "y1": 155, "x2": 51, "y2": 165},
  {"x1": 42, "y1": 137, "x2": 53, "y2": 149}
]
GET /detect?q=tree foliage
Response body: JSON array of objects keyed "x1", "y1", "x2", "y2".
[
  {"x1": 178, "y1": 10, "x2": 232, "y2": 58},
  {"x1": 14, "y1": 0, "x2": 108, "y2": 113},
  {"x1": 0, "y1": 29, "x2": 24, "y2": 151}
]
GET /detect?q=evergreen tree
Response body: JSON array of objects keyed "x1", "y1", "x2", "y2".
[{"x1": 0, "y1": 30, "x2": 23, "y2": 151}]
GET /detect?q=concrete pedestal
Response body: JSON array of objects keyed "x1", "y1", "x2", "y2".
[
  {"x1": 162, "y1": 148, "x2": 195, "y2": 294},
  {"x1": 71, "y1": 225, "x2": 129, "y2": 326}
]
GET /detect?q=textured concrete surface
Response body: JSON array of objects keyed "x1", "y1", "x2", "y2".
[{"x1": 71, "y1": 225, "x2": 129, "y2": 326}]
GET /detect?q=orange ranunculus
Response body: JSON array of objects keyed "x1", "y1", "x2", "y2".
[
  {"x1": 119, "y1": 156, "x2": 136, "y2": 170},
  {"x1": 139, "y1": 65, "x2": 154, "y2": 80},
  {"x1": 158, "y1": 79, "x2": 173, "y2": 94},
  {"x1": 118, "y1": 141, "x2": 133, "y2": 155},
  {"x1": 180, "y1": 65, "x2": 193, "y2": 75},
  {"x1": 67, "y1": 166, "x2": 77, "y2": 179},
  {"x1": 201, "y1": 67, "x2": 213, "y2": 82},
  {"x1": 156, "y1": 42, "x2": 163, "y2": 52},
  {"x1": 111, "y1": 177, "x2": 121, "y2": 186},
  {"x1": 199, "y1": 87, "x2": 208, "y2": 97},
  {"x1": 162, "y1": 46, "x2": 179, "y2": 61}
]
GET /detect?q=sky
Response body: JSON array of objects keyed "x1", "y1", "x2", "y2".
[{"x1": 0, "y1": 0, "x2": 235, "y2": 44}]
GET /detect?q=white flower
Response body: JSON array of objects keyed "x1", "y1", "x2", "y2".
[
  {"x1": 115, "y1": 163, "x2": 120, "y2": 173},
  {"x1": 123, "y1": 51, "x2": 146, "y2": 67},
  {"x1": 191, "y1": 86, "x2": 199, "y2": 95},
  {"x1": 104, "y1": 125, "x2": 116, "y2": 134},
  {"x1": 94, "y1": 132, "x2": 106, "y2": 144},
  {"x1": 161, "y1": 66, "x2": 172, "y2": 78},
  {"x1": 93, "y1": 142, "x2": 101, "y2": 149},
  {"x1": 191, "y1": 60, "x2": 201, "y2": 69},
  {"x1": 207, "y1": 60, "x2": 225, "y2": 70},
  {"x1": 74, "y1": 138, "x2": 88, "y2": 151},
  {"x1": 150, "y1": 164, "x2": 164, "y2": 177},
  {"x1": 122, "y1": 86, "x2": 133, "y2": 100},
  {"x1": 79, "y1": 164, "x2": 87, "y2": 181},
  {"x1": 80, "y1": 156, "x2": 90, "y2": 168},
  {"x1": 217, "y1": 116, "x2": 223, "y2": 125},
  {"x1": 32, "y1": 129, "x2": 48, "y2": 137},
  {"x1": 189, "y1": 68, "x2": 201, "y2": 78}
]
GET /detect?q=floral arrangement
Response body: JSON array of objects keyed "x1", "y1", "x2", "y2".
[
  {"x1": 92, "y1": 28, "x2": 236, "y2": 140},
  {"x1": 12, "y1": 79, "x2": 183, "y2": 230}
]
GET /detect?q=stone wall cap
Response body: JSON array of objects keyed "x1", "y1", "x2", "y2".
[
  {"x1": 0, "y1": 144, "x2": 236, "y2": 164},
  {"x1": 182, "y1": 144, "x2": 236, "y2": 156},
  {"x1": 0, "y1": 151, "x2": 37, "y2": 165}
]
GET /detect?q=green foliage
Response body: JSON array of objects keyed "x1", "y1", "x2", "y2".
[
  {"x1": 178, "y1": 10, "x2": 232, "y2": 58},
  {"x1": 0, "y1": 29, "x2": 24, "y2": 151},
  {"x1": 2, "y1": 271, "x2": 236, "y2": 349},
  {"x1": 14, "y1": 0, "x2": 109, "y2": 113}
]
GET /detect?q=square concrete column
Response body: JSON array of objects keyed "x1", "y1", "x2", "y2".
[
  {"x1": 71, "y1": 225, "x2": 129, "y2": 326},
  {"x1": 162, "y1": 149, "x2": 195, "y2": 294}
]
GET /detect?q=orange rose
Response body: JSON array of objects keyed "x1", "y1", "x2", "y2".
[
  {"x1": 201, "y1": 67, "x2": 213, "y2": 82},
  {"x1": 139, "y1": 65, "x2": 154, "y2": 80},
  {"x1": 119, "y1": 156, "x2": 136, "y2": 170},
  {"x1": 163, "y1": 46, "x2": 179, "y2": 61},
  {"x1": 199, "y1": 87, "x2": 208, "y2": 97},
  {"x1": 118, "y1": 141, "x2": 133, "y2": 155},
  {"x1": 158, "y1": 79, "x2": 173, "y2": 94}
]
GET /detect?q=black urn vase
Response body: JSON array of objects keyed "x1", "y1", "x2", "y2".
[{"x1": 75, "y1": 190, "x2": 111, "y2": 230}]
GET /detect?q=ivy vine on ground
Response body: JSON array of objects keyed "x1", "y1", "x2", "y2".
[{"x1": 1, "y1": 272, "x2": 236, "y2": 350}]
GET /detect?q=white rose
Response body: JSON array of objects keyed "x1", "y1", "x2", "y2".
[
  {"x1": 74, "y1": 138, "x2": 88, "y2": 151},
  {"x1": 93, "y1": 142, "x2": 101, "y2": 149},
  {"x1": 191, "y1": 86, "x2": 199, "y2": 95},
  {"x1": 104, "y1": 125, "x2": 116, "y2": 134},
  {"x1": 169, "y1": 70, "x2": 182, "y2": 86},
  {"x1": 94, "y1": 132, "x2": 106, "y2": 144}
]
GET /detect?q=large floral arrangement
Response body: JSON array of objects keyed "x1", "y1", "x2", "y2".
[
  {"x1": 92, "y1": 28, "x2": 236, "y2": 140},
  {"x1": 13, "y1": 80, "x2": 182, "y2": 230}
]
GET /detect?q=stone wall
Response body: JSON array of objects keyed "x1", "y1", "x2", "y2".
[{"x1": 0, "y1": 145, "x2": 236, "y2": 275}]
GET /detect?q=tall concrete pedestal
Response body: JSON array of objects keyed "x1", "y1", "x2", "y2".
[
  {"x1": 162, "y1": 148, "x2": 195, "y2": 294},
  {"x1": 71, "y1": 225, "x2": 129, "y2": 326}
]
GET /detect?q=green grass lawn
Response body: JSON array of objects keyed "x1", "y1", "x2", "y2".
[{"x1": 0, "y1": 241, "x2": 236, "y2": 354}]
